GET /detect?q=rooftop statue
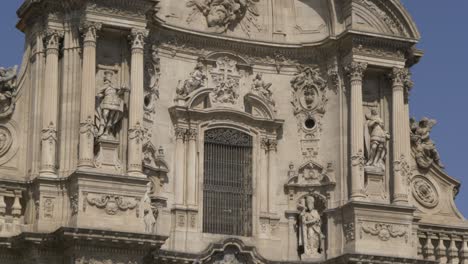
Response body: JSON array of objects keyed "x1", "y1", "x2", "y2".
[
  {"x1": 0, "y1": 65, "x2": 18, "y2": 118},
  {"x1": 410, "y1": 117, "x2": 444, "y2": 169}
]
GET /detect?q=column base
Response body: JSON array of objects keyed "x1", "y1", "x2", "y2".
[{"x1": 392, "y1": 194, "x2": 409, "y2": 205}]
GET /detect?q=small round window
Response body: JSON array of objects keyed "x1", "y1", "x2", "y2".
[{"x1": 304, "y1": 118, "x2": 316, "y2": 130}]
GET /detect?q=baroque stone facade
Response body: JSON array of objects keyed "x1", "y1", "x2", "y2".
[{"x1": 0, "y1": 0, "x2": 466, "y2": 263}]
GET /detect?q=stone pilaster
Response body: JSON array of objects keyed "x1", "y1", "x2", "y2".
[
  {"x1": 390, "y1": 67, "x2": 411, "y2": 204},
  {"x1": 259, "y1": 137, "x2": 269, "y2": 214},
  {"x1": 174, "y1": 127, "x2": 186, "y2": 206},
  {"x1": 345, "y1": 61, "x2": 368, "y2": 200},
  {"x1": 267, "y1": 139, "x2": 278, "y2": 215},
  {"x1": 186, "y1": 128, "x2": 198, "y2": 206},
  {"x1": 40, "y1": 29, "x2": 63, "y2": 177},
  {"x1": 78, "y1": 22, "x2": 102, "y2": 168},
  {"x1": 127, "y1": 28, "x2": 149, "y2": 176}
]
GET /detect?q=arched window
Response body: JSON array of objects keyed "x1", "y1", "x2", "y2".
[{"x1": 203, "y1": 128, "x2": 253, "y2": 236}]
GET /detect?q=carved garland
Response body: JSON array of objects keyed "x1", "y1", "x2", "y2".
[
  {"x1": 84, "y1": 193, "x2": 139, "y2": 216},
  {"x1": 360, "y1": 222, "x2": 408, "y2": 242}
]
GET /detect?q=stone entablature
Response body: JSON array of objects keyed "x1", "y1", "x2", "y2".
[{"x1": 0, "y1": 0, "x2": 465, "y2": 263}]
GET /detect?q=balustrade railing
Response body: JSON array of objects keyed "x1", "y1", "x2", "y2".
[{"x1": 418, "y1": 225, "x2": 468, "y2": 264}]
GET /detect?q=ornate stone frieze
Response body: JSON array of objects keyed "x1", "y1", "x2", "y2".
[
  {"x1": 360, "y1": 222, "x2": 408, "y2": 242},
  {"x1": 186, "y1": 0, "x2": 261, "y2": 36},
  {"x1": 410, "y1": 117, "x2": 444, "y2": 169},
  {"x1": 86, "y1": 0, "x2": 152, "y2": 19},
  {"x1": 176, "y1": 58, "x2": 207, "y2": 97},
  {"x1": 411, "y1": 175, "x2": 439, "y2": 208},
  {"x1": 0, "y1": 66, "x2": 18, "y2": 119},
  {"x1": 84, "y1": 193, "x2": 139, "y2": 216}
]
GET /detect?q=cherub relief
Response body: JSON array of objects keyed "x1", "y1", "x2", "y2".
[{"x1": 187, "y1": 0, "x2": 260, "y2": 35}]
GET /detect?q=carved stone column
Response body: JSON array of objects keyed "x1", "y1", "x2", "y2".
[
  {"x1": 186, "y1": 128, "x2": 198, "y2": 206},
  {"x1": 127, "y1": 29, "x2": 149, "y2": 176},
  {"x1": 259, "y1": 138, "x2": 269, "y2": 214},
  {"x1": 40, "y1": 30, "x2": 63, "y2": 177},
  {"x1": 174, "y1": 127, "x2": 186, "y2": 206},
  {"x1": 78, "y1": 22, "x2": 102, "y2": 168},
  {"x1": 345, "y1": 61, "x2": 368, "y2": 200},
  {"x1": 267, "y1": 139, "x2": 278, "y2": 215},
  {"x1": 390, "y1": 67, "x2": 411, "y2": 204}
]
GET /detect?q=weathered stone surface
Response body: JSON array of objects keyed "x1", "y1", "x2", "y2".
[{"x1": 0, "y1": 0, "x2": 465, "y2": 263}]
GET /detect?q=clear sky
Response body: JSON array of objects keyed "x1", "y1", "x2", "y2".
[{"x1": 0, "y1": 1, "x2": 466, "y2": 217}]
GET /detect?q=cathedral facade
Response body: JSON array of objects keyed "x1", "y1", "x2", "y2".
[{"x1": 0, "y1": 0, "x2": 467, "y2": 263}]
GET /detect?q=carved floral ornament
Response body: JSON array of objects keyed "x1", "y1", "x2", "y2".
[
  {"x1": 84, "y1": 193, "x2": 139, "y2": 216},
  {"x1": 411, "y1": 175, "x2": 439, "y2": 208},
  {"x1": 360, "y1": 222, "x2": 408, "y2": 243}
]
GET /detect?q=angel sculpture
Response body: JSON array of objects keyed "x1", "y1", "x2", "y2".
[
  {"x1": 0, "y1": 66, "x2": 18, "y2": 117},
  {"x1": 364, "y1": 109, "x2": 390, "y2": 171},
  {"x1": 95, "y1": 71, "x2": 129, "y2": 139},
  {"x1": 251, "y1": 73, "x2": 274, "y2": 105},
  {"x1": 176, "y1": 58, "x2": 207, "y2": 97},
  {"x1": 410, "y1": 117, "x2": 444, "y2": 169},
  {"x1": 186, "y1": 0, "x2": 261, "y2": 35}
]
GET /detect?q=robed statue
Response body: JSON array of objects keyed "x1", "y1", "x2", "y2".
[{"x1": 298, "y1": 195, "x2": 324, "y2": 259}]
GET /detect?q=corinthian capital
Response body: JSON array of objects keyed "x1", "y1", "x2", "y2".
[
  {"x1": 345, "y1": 61, "x2": 368, "y2": 82},
  {"x1": 43, "y1": 29, "x2": 64, "y2": 52},
  {"x1": 389, "y1": 67, "x2": 412, "y2": 88},
  {"x1": 129, "y1": 28, "x2": 149, "y2": 51},
  {"x1": 80, "y1": 22, "x2": 102, "y2": 44}
]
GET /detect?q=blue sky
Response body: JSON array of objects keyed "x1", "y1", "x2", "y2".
[{"x1": 0, "y1": 1, "x2": 466, "y2": 217}]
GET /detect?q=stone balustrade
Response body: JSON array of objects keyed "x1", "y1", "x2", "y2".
[
  {"x1": 418, "y1": 226, "x2": 468, "y2": 264},
  {"x1": 0, "y1": 188, "x2": 23, "y2": 237}
]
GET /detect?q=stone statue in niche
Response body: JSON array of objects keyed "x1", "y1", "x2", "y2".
[
  {"x1": 410, "y1": 117, "x2": 444, "y2": 169},
  {"x1": 186, "y1": 0, "x2": 261, "y2": 35},
  {"x1": 297, "y1": 195, "x2": 324, "y2": 260},
  {"x1": 0, "y1": 66, "x2": 18, "y2": 118},
  {"x1": 95, "y1": 71, "x2": 129, "y2": 139},
  {"x1": 144, "y1": 45, "x2": 160, "y2": 117},
  {"x1": 364, "y1": 109, "x2": 390, "y2": 171},
  {"x1": 176, "y1": 58, "x2": 207, "y2": 97},
  {"x1": 251, "y1": 73, "x2": 274, "y2": 106}
]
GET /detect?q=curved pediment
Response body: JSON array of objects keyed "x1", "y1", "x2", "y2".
[{"x1": 155, "y1": 0, "x2": 420, "y2": 45}]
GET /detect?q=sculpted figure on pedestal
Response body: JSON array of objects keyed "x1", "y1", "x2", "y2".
[
  {"x1": 144, "y1": 45, "x2": 160, "y2": 116},
  {"x1": 298, "y1": 196, "x2": 324, "y2": 259},
  {"x1": 410, "y1": 117, "x2": 444, "y2": 169},
  {"x1": 176, "y1": 58, "x2": 207, "y2": 97},
  {"x1": 251, "y1": 73, "x2": 274, "y2": 106},
  {"x1": 0, "y1": 66, "x2": 18, "y2": 118},
  {"x1": 142, "y1": 183, "x2": 157, "y2": 234},
  {"x1": 95, "y1": 71, "x2": 128, "y2": 138},
  {"x1": 364, "y1": 109, "x2": 390, "y2": 171},
  {"x1": 186, "y1": 0, "x2": 260, "y2": 35}
]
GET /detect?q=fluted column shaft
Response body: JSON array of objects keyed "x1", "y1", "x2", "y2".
[
  {"x1": 267, "y1": 139, "x2": 278, "y2": 214},
  {"x1": 259, "y1": 138, "x2": 269, "y2": 214},
  {"x1": 391, "y1": 68, "x2": 411, "y2": 204},
  {"x1": 186, "y1": 128, "x2": 198, "y2": 206},
  {"x1": 346, "y1": 62, "x2": 368, "y2": 200},
  {"x1": 174, "y1": 128, "x2": 186, "y2": 205},
  {"x1": 40, "y1": 30, "x2": 63, "y2": 176},
  {"x1": 78, "y1": 22, "x2": 102, "y2": 168},
  {"x1": 127, "y1": 29, "x2": 149, "y2": 176}
]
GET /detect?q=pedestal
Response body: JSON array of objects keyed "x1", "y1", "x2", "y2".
[
  {"x1": 94, "y1": 137, "x2": 122, "y2": 172},
  {"x1": 365, "y1": 166, "x2": 387, "y2": 202}
]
